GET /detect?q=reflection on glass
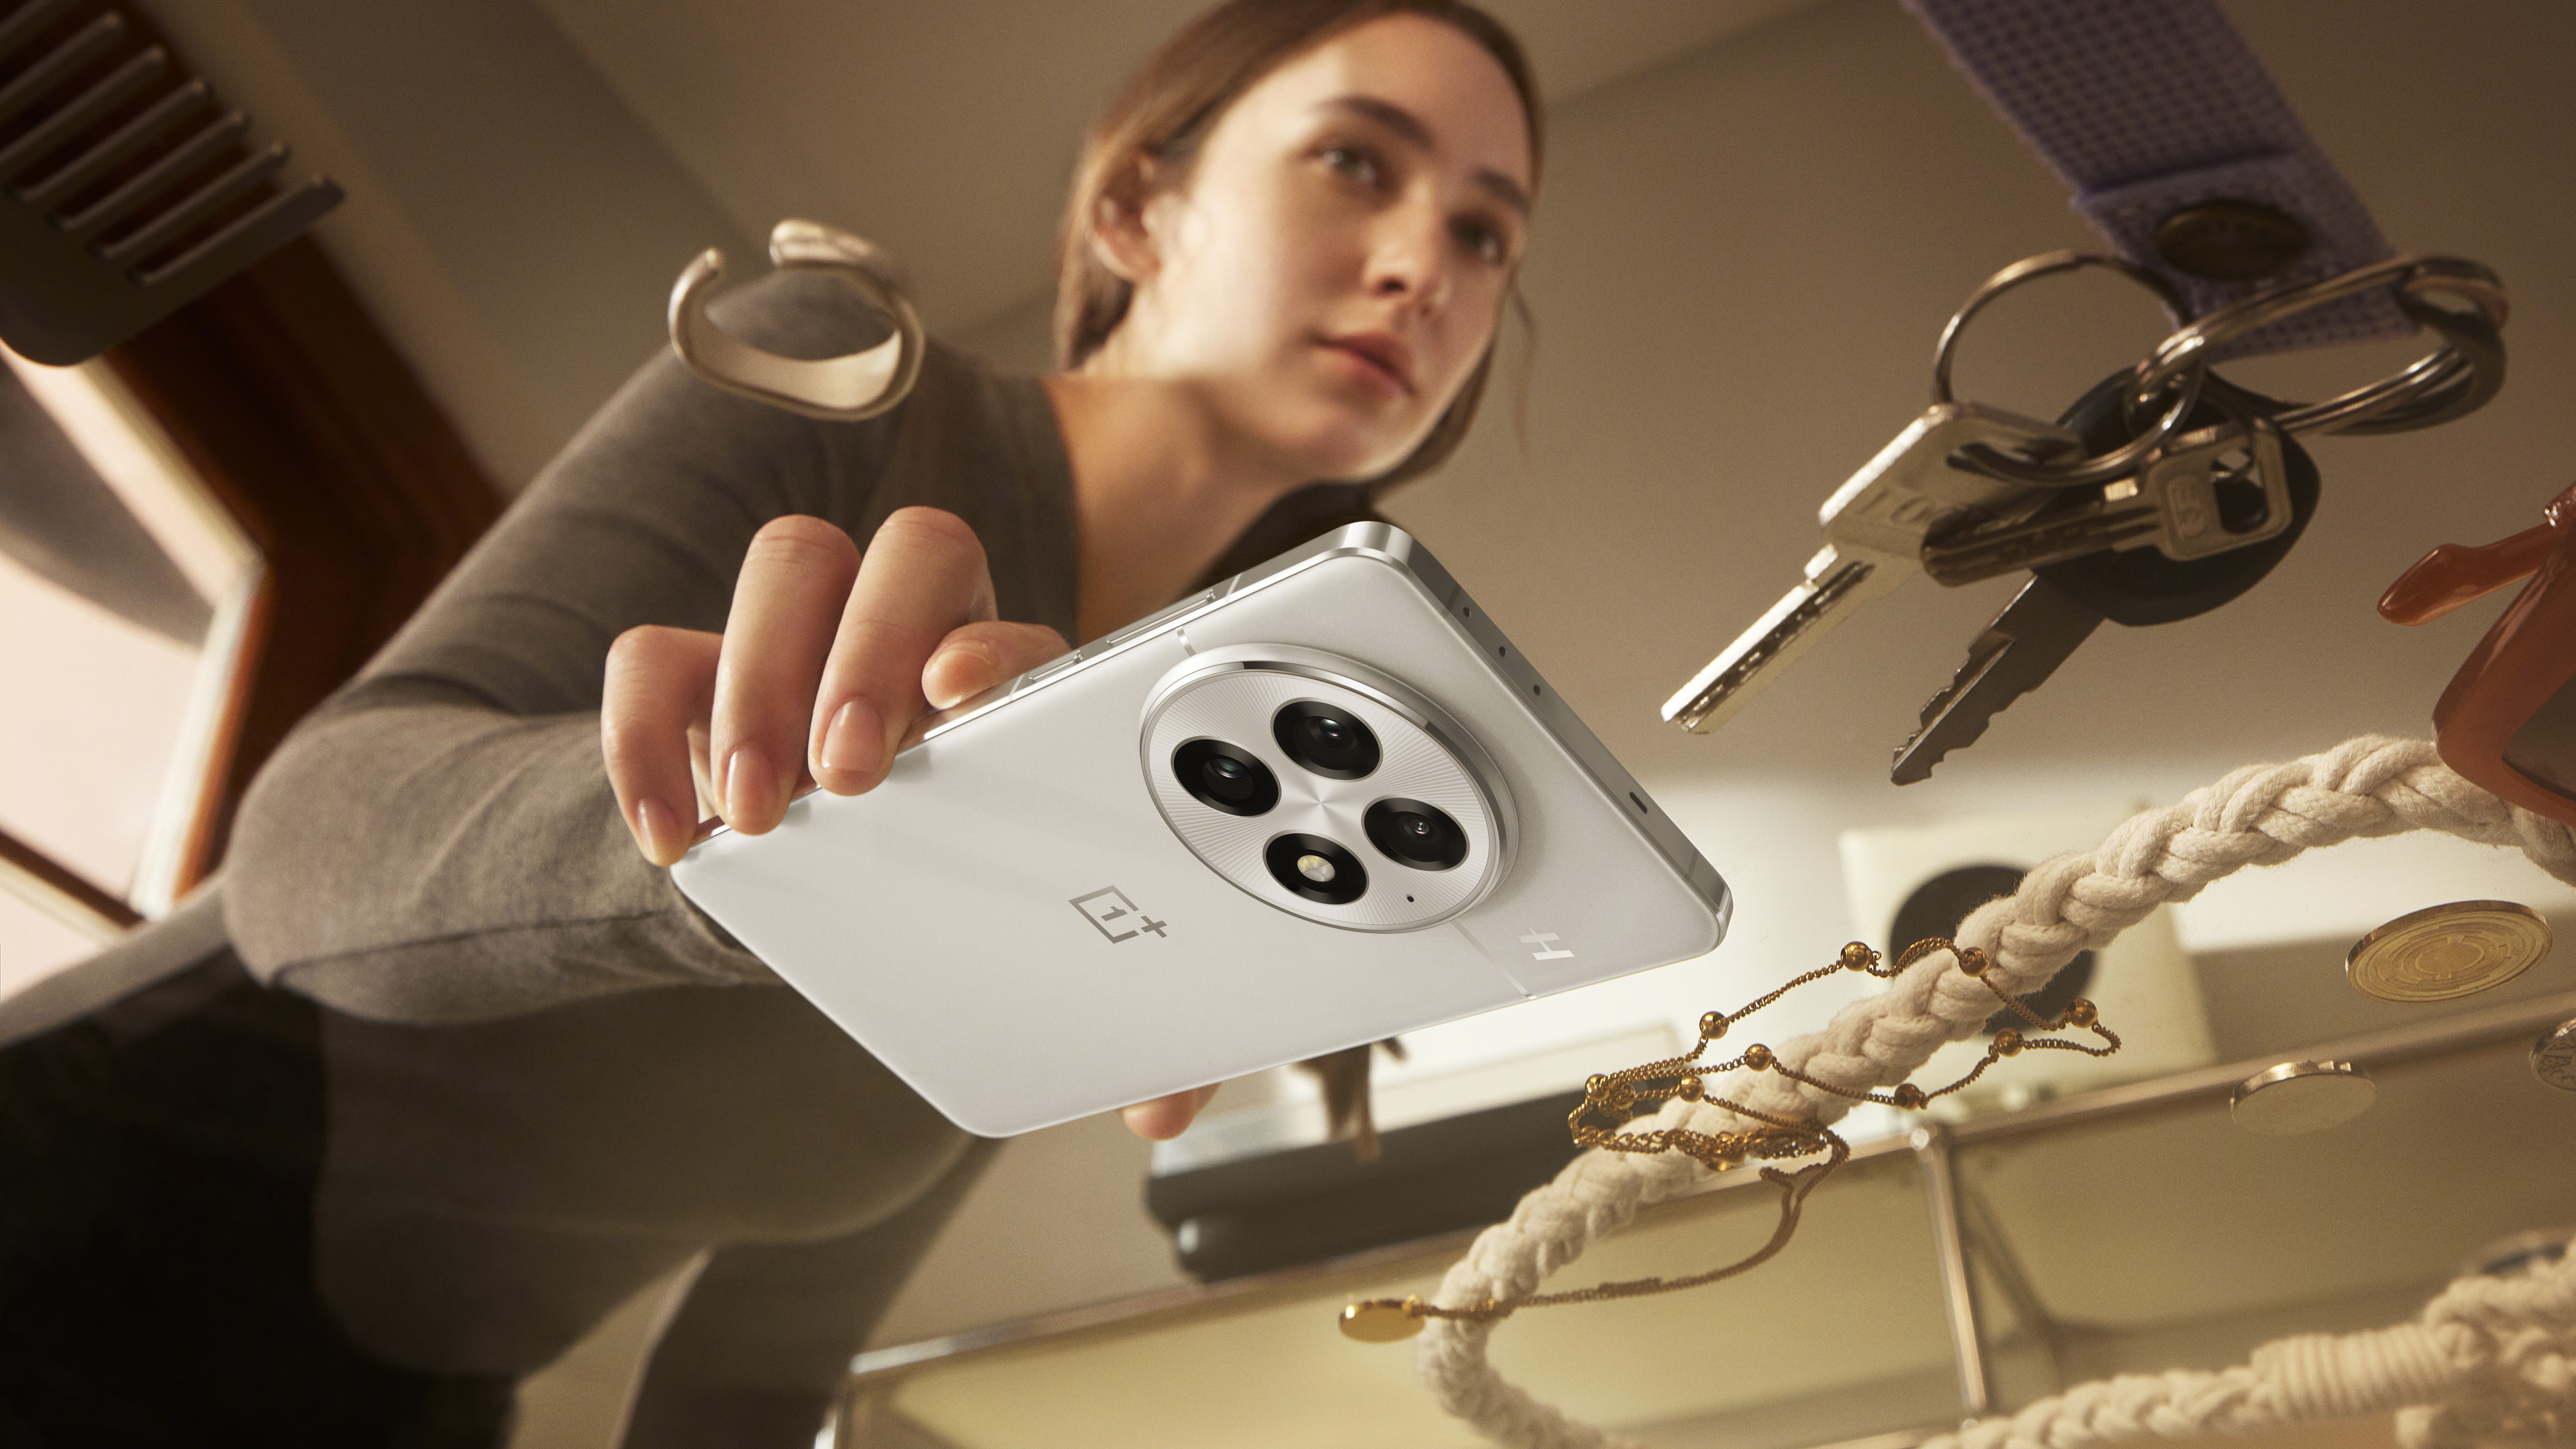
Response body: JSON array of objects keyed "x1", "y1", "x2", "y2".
[{"x1": 1958, "y1": 1042, "x2": 2576, "y2": 1407}]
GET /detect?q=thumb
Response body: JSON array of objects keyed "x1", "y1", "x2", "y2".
[{"x1": 921, "y1": 620, "x2": 1071, "y2": 710}]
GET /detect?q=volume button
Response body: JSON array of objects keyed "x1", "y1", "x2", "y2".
[
  {"x1": 1013, "y1": 648, "x2": 1084, "y2": 694},
  {"x1": 1095, "y1": 588, "x2": 1217, "y2": 651}
]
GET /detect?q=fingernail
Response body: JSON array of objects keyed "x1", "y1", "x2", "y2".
[
  {"x1": 722, "y1": 746, "x2": 777, "y2": 826},
  {"x1": 819, "y1": 699, "x2": 880, "y2": 781},
  {"x1": 634, "y1": 797, "x2": 684, "y2": 866},
  {"x1": 923, "y1": 643, "x2": 997, "y2": 710}
]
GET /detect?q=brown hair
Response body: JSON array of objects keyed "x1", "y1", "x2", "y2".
[{"x1": 1052, "y1": 0, "x2": 1541, "y2": 513}]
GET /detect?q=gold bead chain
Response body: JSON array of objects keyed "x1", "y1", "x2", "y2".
[{"x1": 1340, "y1": 938, "x2": 2122, "y2": 1341}]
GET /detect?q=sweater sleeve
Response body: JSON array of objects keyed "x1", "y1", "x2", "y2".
[{"x1": 223, "y1": 272, "x2": 906, "y2": 1023}]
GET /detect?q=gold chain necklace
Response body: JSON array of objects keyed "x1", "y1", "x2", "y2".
[{"x1": 1341, "y1": 938, "x2": 2122, "y2": 1341}]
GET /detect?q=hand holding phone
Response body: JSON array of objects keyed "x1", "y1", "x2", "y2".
[
  {"x1": 601, "y1": 507, "x2": 1067, "y2": 856},
  {"x1": 598, "y1": 507, "x2": 1217, "y2": 1135}
]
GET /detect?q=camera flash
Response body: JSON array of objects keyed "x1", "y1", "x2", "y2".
[{"x1": 1297, "y1": 854, "x2": 1336, "y2": 883}]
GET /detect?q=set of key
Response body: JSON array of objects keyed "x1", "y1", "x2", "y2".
[
  {"x1": 1661, "y1": 249, "x2": 2507, "y2": 784},
  {"x1": 1661, "y1": 372, "x2": 2318, "y2": 782},
  {"x1": 1659, "y1": 251, "x2": 2504, "y2": 787}
]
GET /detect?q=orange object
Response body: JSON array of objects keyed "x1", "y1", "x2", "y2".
[{"x1": 2383, "y1": 480, "x2": 2576, "y2": 824}]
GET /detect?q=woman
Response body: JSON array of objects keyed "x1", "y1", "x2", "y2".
[{"x1": 0, "y1": 2, "x2": 1540, "y2": 1444}]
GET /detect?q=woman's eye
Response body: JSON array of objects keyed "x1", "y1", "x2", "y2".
[
  {"x1": 1321, "y1": 145, "x2": 1382, "y2": 186},
  {"x1": 1456, "y1": 220, "x2": 1510, "y2": 266}
]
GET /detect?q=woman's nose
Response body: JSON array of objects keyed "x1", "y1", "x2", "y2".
[{"x1": 1365, "y1": 197, "x2": 1451, "y2": 316}]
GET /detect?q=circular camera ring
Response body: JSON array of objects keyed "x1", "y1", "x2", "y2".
[
  {"x1": 1139, "y1": 647, "x2": 1518, "y2": 934},
  {"x1": 1272, "y1": 700, "x2": 1381, "y2": 780},
  {"x1": 1265, "y1": 832, "x2": 1368, "y2": 905},
  {"x1": 1170, "y1": 737, "x2": 1278, "y2": 816},
  {"x1": 1142, "y1": 651, "x2": 1515, "y2": 844},
  {"x1": 1364, "y1": 797, "x2": 1468, "y2": 871}
]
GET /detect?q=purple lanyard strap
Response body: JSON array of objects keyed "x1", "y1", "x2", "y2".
[{"x1": 1901, "y1": 0, "x2": 2411, "y2": 356}]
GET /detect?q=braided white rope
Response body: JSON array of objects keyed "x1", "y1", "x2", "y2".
[
  {"x1": 1417, "y1": 735, "x2": 2576, "y2": 1449},
  {"x1": 1918, "y1": 1235, "x2": 2576, "y2": 1449}
]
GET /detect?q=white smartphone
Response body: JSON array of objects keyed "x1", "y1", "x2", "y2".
[{"x1": 672, "y1": 524, "x2": 1730, "y2": 1136}]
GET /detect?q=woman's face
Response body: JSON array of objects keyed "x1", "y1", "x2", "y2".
[{"x1": 1097, "y1": 14, "x2": 1535, "y2": 481}]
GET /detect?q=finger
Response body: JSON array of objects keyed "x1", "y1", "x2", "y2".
[
  {"x1": 1119, "y1": 1083, "x2": 1221, "y2": 1141},
  {"x1": 707, "y1": 515, "x2": 862, "y2": 834},
  {"x1": 921, "y1": 620, "x2": 1071, "y2": 712},
  {"x1": 602, "y1": 624, "x2": 722, "y2": 866},
  {"x1": 810, "y1": 507, "x2": 998, "y2": 794}
]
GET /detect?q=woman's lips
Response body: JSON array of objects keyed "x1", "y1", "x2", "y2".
[{"x1": 1318, "y1": 333, "x2": 1414, "y2": 397}]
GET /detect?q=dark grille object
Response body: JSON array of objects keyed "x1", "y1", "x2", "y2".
[{"x1": 0, "y1": 0, "x2": 341, "y2": 363}]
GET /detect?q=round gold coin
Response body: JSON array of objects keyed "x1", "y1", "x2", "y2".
[
  {"x1": 2346, "y1": 900, "x2": 2552, "y2": 1003},
  {"x1": 2534, "y1": 1018, "x2": 2576, "y2": 1094},
  {"x1": 1338, "y1": 1298, "x2": 1424, "y2": 1343}
]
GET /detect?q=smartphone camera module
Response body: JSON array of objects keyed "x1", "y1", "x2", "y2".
[
  {"x1": 1364, "y1": 798, "x2": 1467, "y2": 870},
  {"x1": 1265, "y1": 833, "x2": 1367, "y2": 904},
  {"x1": 1273, "y1": 701, "x2": 1379, "y2": 779},
  {"x1": 1172, "y1": 739, "x2": 1278, "y2": 816},
  {"x1": 1142, "y1": 647, "x2": 1514, "y2": 933}
]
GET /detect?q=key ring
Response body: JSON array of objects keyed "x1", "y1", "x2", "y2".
[
  {"x1": 667, "y1": 219, "x2": 927, "y2": 422},
  {"x1": 2233, "y1": 286, "x2": 2505, "y2": 438},
  {"x1": 2345, "y1": 288, "x2": 2507, "y2": 434},
  {"x1": 1929, "y1": 251, "x2": 2208, "y2": 488},
  {"x1": 2132, "y1": 255, "x2": 2507, "y2": 440}
]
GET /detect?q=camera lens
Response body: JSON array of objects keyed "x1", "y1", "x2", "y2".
[
  {"x1": 1364, "y1": 798, "x2": 1468, "y2": 870},
  {"x1": 1264, "y1": 832, "x2": 1367, "y2": 905},
  {"x1": 1172, "y1": 739, "x2": 1278, "y2": 816},
  {"x1": 1272, "y1": 701, "x2": 1380, "y2": 780}
]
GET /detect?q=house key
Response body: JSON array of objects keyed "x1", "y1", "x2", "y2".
[
  {"x1": 1889, "y1": 576, "x2": 2107, "y2": 785},
  {"x1": 1892, "y1": 382, "x2": 2321, "y2": 783},
  {"x1": 1661, "y1": 403, "x2": 2076, "y2": 733}
]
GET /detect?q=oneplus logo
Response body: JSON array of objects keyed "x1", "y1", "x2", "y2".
[
  {"x1": 1519, "y1": 929, "x2": 1575, "y2": 961},
  {"x1": 1072, "y1": 887, "x2": 1168, "y2": 944}
]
